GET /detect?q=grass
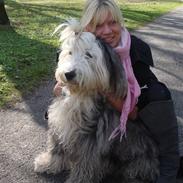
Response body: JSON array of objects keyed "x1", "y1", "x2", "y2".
[
  {"x1": 119, "y1": 0, "x2": 183, "y2": 30},
  {"x1": 0, "y1": 0, "x2": 182, "y2": 108}
]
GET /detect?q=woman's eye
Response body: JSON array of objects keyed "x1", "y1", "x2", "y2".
[
  {"x1": 111, "y1": 20, "x2": 117, "y2": 25},
  {"x1": 96, "y1": 24, "x2": 102, "y2": 28},
  {"x1": 85, "y1": 51, "x2": 93, "y2": 58}
]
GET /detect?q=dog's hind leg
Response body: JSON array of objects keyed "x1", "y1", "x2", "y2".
[{"x1": 34, "y1": 133, "x2": 68, "y2": 174}]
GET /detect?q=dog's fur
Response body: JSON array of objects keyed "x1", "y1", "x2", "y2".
[{"x1": 34, "y1": 19, "x2": 159, "y2": 183}]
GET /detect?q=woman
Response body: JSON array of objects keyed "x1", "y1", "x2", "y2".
[{"x1": 54, "y1": 0, "x2": 180, "y2": 182}]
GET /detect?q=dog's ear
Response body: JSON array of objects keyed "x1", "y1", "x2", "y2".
[{"x1": 98, "y1": 39, "x2": 127, "y2": 98}]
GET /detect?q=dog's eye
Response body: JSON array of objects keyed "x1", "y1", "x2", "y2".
[
  {"x1": 68, "y1": 51, "x2": 72, "y2": 55},
  {"x1": 85, "y1": 51, "x2": 92, "y2": 58}
]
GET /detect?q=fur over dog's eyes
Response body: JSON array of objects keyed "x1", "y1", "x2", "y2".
[{"x1": 85, "y1": 51, "x2": 93, "y2": 58}]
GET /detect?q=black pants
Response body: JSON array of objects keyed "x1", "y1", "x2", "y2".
[{"x1": 137, "y1": 82, "x2": 180, "y2": 183}]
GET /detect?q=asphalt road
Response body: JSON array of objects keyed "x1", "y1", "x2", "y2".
[{"x1": 0, "y1": 6, "x2": 183, "y2": 183}]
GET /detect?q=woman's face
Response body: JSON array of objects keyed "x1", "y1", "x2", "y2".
[{"x1": 94, "y1": 12, "x2": 121, "y2": 48}]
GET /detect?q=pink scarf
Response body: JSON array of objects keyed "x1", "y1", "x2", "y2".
[{"x1": 109, "y1": 28, "x2": 141, "y2": 141}]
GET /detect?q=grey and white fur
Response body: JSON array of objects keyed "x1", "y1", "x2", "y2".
[{"x1": 34, "y1": 19, "x2": 159, "y2": 183}]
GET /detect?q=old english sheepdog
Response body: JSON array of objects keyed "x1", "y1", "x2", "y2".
[{"x1": 34, "y1": 19, "x2": 159, "y2": 183}]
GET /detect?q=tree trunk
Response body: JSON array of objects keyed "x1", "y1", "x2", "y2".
[{"x1": 0, "y1": 0, "x2": 10, "y2": 25}]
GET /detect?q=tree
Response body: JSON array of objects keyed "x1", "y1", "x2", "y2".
[{"x1": 0, "y1": 0, "x2": 10, "y2": 25}]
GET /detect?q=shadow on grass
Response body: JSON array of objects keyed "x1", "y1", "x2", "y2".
[
  {"x1": 6, "y1": 0, "x2": 82, "y2": 24},
  {"x1": 123, "y1": 8, "x2": 162, "y2": 23},
  {"x1": 0, "y1": 27, "x2": 57, "y2": 126},
  {"x1": 1, "y1": 0, "x2": 83, "y2": 118}
]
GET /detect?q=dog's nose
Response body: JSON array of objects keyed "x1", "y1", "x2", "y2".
[{"x1": 64, "y1": 70, "x2": 76, "y2": 81}]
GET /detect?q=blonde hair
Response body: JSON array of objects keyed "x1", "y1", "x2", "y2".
[{"x1": 80, "y1": 0, "x2": 124, "y2": 32}]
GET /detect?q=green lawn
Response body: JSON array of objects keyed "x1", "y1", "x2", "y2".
[{"x1": 0, "y1": 0, "x2": 182, "y2": 107}]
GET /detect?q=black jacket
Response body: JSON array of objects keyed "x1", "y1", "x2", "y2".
[{"x1": 130, "y1": 35, "x2": 158, "y2": 87}]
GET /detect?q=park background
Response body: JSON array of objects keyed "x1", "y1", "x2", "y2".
[{"x1": 0, "y1": 0, "x2": 183, "y2": 183}]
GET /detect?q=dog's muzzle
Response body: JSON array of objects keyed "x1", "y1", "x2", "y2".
[{"x1": 64, "y1": 70, "x2": 76, "y2": 81}]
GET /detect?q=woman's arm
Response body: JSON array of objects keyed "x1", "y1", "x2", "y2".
[
  {"x1": 132, "y1": 62, "x2": 158, "y2": 87},
  {"x1": 105, "y1": 93, "x2": 138, "y2": 120},
  {"x1": 105, "y1": 93, "x2": 124, "y2": 112}
]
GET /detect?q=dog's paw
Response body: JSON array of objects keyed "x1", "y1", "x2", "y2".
[
  {"x1": 34, "y1": 152, "x2": 62, "y2": 174},
  {"x1": 34, "y1": 152, "x2": 51, "y2": 173}
]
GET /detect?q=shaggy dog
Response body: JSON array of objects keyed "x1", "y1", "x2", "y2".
[{"x1": 34, "y1": 19, "x2": 159, "y2": 183}]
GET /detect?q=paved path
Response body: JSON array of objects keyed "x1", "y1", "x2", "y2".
[
  {"x1": 133, "y1": 6, "x2": 183, "y2": 158},
  {"x1": 0, "y1": 6, "x2": 183, "y2": 183}
]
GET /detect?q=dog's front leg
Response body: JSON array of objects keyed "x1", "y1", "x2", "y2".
[{"x1": 34, "y1": 133, "x2": 69, "y2": 174}]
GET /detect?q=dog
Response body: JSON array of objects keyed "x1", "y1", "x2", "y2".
[{"x1": 34, "y1": 19, "x2": 159, "y2": 183}]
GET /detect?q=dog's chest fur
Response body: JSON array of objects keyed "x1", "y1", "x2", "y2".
[{"x1": 48, "y1": 94, "x2": 116, "y2": 151}]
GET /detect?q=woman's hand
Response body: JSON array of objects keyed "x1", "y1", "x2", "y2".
[
  {"x1": 102, "y1": 92, "x2": 123, "y2": 112},
  {"x1": 53, "y1": 81, "x2": 63, "y2": 96},
  {"x1": 102, "y1": 91, "x2": 138, "y2": 120}
]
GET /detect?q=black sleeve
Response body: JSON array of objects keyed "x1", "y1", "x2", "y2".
[
  {"x1": 130, "y1": 35, "x2": 158, "y2": 86},
  {"x1": 130, "y1": 35, "x2": 154, "y2": 67},
  {"x1": 132, "y1": 62, "x2": 158, "y2": 87}
]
